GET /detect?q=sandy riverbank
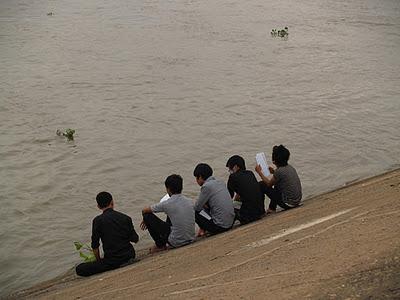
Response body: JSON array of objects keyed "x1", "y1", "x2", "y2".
[{"x1": 11, "y1": 169, "x2": 400, "y2": 299}]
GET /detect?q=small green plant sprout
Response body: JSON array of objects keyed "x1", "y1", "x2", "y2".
[
  {"x1": 56, "y1": 128, "x2": 75, "y2": 141},
  {"x1": 74, "y1": 241, "x2": 96, "y2": 263}
]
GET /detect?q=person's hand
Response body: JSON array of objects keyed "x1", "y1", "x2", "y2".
[
  {"x1": 255, "y1": 164, "x2": 263, "y2": 175},
  {"x1": 233, "y1": 193, "x2": 241, "y2": 202},
  {"x1": 197, "y1": 228, "x2": 206, "y2": 238},
  {"x1": 140, "y1": 220, "x2": 147, "y2": 231},
  {"x1": 268, "y1": 165, "x2": 275, "y2": 174}
]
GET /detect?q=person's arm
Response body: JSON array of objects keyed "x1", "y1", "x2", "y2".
[
  {"x1": 227, "y1": 175, "x2": 235, "y2": 198},
  {"x1": 255, "y1": 164, "x2": 276, "y2": 188},
  {"x1": 128, "y1": 217, "x2": 139, "y2": 243},
  {"x1": 228, "y1": 175, "x2": 241, "y2": 201},
  {"x1": 140, "y1": 206, "x2": 152, "y2": 230},
  {"x1": 141, "y1": 201, "x2": 165, "y2": 230},
  {"x1": 93, "y1": 247, "x2": 101, "y2": 262},
  {"x1": 232, "y1": 193, "x2": 241, "y2": 202},
  {"x1": 194, "y1": 185, "x2": 210, "y2": 212},
  {"x1": 142, "y1": 206, "x2": 152, "y2": 214},
  {"x1": 91, "y1": 218, "x2": 101, "y2": 260}
]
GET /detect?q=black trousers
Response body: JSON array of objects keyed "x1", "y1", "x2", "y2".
[
  {"x1": 234, "y1": 208, "x2": 263, "y2": 225},
  {"x1": 76, "y1": 259, "x2": 126, "y2": 277},
  {"x1": 259, "y1": 181, "x2": 293, "y2": 211},
  {"x1": 142, "y1": 212, "x2": 171, "y2": 248},
  {"x1": 76, "y1": 260, "x2": 116, "y2": 277},
  {"x1": 195, "y1": 211, "x2": 231, "y2": 234}
]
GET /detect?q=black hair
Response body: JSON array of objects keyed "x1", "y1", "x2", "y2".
[
  {"x1": 165, "y1": 174, "x2": 183, "y2": 194},
  {"x1": 193, "y1": 163, "x2": 213, "y2": 180},
  {"x1": 96, "y1": 191, "x2": 113, "y2": 209},
  {"x1": 272, "y1": 145, "x2": 290, "y2": 167},
  {"x1": 226, "y1": 155, "x2": 246, "y2": 170}
]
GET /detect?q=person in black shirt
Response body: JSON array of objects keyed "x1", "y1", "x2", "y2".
[
  {"x1": 75, "y1": 192, "x2": 139, "y2": 277},
  {"x1": 226, "y1": 155, "x2": 265, "y2": 224}
]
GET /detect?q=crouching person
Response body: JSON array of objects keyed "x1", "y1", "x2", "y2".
[
  {"x1": 76, "y1": 192, "x2": 139, "y2": 277},
  {"x1": 141, "y1": 174, "x2": 195, "y2": 253},
  {"x1": 226, "y1": 155, "x2": 266, "y2": 224},
  {"x1": 256, "y1": 145, "x2": 302, "y2": 213},
  {"x1": 193, "y1": 163, "x2": 235, "y2": 237}
]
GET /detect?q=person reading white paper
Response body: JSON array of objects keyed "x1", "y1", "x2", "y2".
[{"x1": 255, "y1": 145, "x2": 302, "y2": 213}]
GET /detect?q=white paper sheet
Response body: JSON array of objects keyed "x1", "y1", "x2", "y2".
[
  {"x1": 160, "y1": 193, "x2": 170, "y2": 203},
  {"x1": 256, "y1": 152, "x2": 270, "y2": 176},
  {"x1": 199, "y1": 210, "x2": 212, "y2": 220}
]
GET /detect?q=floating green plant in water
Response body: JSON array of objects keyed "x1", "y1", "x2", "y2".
[
  {"x1": 56, "y1": 128, "x2": 75, "y2": 141},
  {"x1": 74, "y1": 241, "x2": 96, "y2": 262},
  {"x1": 271, "y1": 27, "x2": 289, "y2": 38}
]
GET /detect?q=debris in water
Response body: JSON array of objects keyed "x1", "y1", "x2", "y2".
[
  {"x1": 271, "y1": 27, "x2": 289, "y2": 38},
  {"x1": 56, "y1": 128, "x2": 75, "y2": 141}
]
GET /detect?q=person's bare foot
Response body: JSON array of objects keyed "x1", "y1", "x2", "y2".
[
  {"x1": 266, "y1": 208, "x2": 276, "y2": 214},
  {"x1": 197, "y1": 228, "x2": 206, "y2": 237},
  {"x1": 149, "y1": 245, "x2": 167, "y2": 254}
]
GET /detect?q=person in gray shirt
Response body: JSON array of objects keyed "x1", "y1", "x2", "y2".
[
  {"x1": 256, "y1": 145, "x2": 302, "y2": 213},
  {"x1": 141, "y1": 174, "x2": 195, "y2": 253},
  {"x1": 193, "y1": 163, "x2": 235, "y2": 237}
]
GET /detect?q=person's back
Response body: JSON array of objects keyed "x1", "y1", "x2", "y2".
[
  {"x1": 274, "y1": 164, "x2": 302, "y2": 206},
  {"x1": 228, "y1": 170, "x2": 265, "y2": 220},
  {"x1": 196, "y1": 176, "x2": 235, "y2": 229},
  {"x1": 226, "y1": 155, "x2": 265, "y2": 224},
  {"x1": 93, "y1": 208, "x2": 137, "y2": 264},
  {"x1": 76, "y1": 192, "x2": 139, "y2": 277},
  {"x1": 142, "y1": 174, "x2": 195, "y2": 252},
  {"x1": 193, "y1": 163, "x2": 235, "y2": 236},
  {"x1": 155, "y1": 194, "x2": 195, "y2": 247}
]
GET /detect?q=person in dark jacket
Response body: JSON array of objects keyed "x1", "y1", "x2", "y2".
[
  {"x1": 226, "y1": 155, "x2": 265, "y2": 224},
  {"x1": 76, "y1": 191, "x2": 139, "y2": 277}
]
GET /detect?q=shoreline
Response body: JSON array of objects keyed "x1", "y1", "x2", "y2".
[{"x1": 10, "y1": 168, "x2": 400, "y2": 299}]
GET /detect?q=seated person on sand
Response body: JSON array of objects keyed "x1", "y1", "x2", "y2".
[
  {"x1": 193, "y1": 163, "x2": 235, "y2": 237},
  {"x1": 255, "y1": 145, "x2": 302, "y2": 213},
  {"x1": 226, "y1": 155, "x2": 265, "y2": 224},
  {"x1": 76, "y1": 192, "x2": 139, "y2": 277},
  {"x1": 141, "y1": 174, "x2": 195, "y2": 253}
]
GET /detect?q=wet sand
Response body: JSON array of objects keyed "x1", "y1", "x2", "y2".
[{"x1": 12, "y1": 169, "x2": 400, "y2": 299}]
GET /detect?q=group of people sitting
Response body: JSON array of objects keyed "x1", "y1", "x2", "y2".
[{"x1": 76, "y1": 145, "x2": 302, "y2": 277}]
